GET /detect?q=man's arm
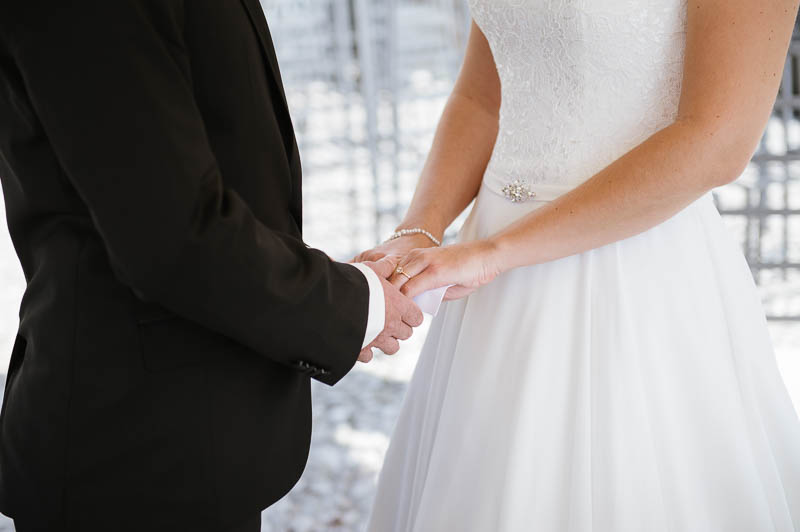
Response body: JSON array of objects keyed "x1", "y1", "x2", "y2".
[
  {"x1": 350, "y1": 264, "x2": 386, "y2": 349},
  {"x1": 1, "y1": 0, "x2": 371, "y2": 385}
]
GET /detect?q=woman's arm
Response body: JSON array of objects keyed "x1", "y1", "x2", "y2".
[
  {"x1": 354, "y1": 21, "x2": 501, "y2": 262},
  {"x1": 393, "y1": 0, "x2": 800, "y2": 298}
]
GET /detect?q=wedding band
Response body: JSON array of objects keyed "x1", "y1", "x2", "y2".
[{"x1": 395, "y1": 265, "x2": 412, "y2": 281}]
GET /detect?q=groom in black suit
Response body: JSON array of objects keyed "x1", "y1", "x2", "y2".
[{"x1": 0, "y1": 1, "x2": 423, "y2": 531}]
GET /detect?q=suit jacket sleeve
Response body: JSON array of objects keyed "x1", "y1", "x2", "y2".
[{"x1": 1, "y1": 0, "x2": 369, "y2": 385}]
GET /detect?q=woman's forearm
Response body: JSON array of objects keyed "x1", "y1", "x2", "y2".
[
  {"x1": 489, "y1": 118, "x2": 754, "y2": 272},
  {"x1": 485, "y1": 0, "x2": 797, "y2": 273},
  {"x1": 397, "y1": 91, "x2": 499, "y2": 238},
  {"x1": 387, "y1": 1, "x2": 795, "y2": 300}
]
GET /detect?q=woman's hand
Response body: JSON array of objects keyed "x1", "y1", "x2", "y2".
[
  {"x1": 389, "y1": 240, "x2": 503, "y2": 301},
  {"x1": 351, "y1": 232, "x2": 440, "y2": 264}
]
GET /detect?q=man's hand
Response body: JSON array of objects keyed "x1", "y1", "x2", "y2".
[{"x1": 358, "y1": 257, "x2": 424, "y2": 363}]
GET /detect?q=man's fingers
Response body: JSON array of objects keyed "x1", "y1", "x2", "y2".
[
  {"x1": 385, "y1": 337, "x2": 400, "y2": 355},
  {"x1": 400, "y1": 298, "x2": 424, "y2": 327},
  {"x1": 374, "y1": 334, "x2": 401, "y2": 355},
  {"x1": 392, "y1": 322, "x2": 413, "y2": 341},
  {"x1": 358, "y1": 347, "x2": 374, "y2": 363}
]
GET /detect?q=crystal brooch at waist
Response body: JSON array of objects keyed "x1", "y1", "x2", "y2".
[{"x1": 501, "y1": 179, "x2": 536, "y2": 203}]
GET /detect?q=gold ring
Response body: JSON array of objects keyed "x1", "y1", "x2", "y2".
[{"x1": 395, "y1": 265, "x2": 412, "y2": 281}]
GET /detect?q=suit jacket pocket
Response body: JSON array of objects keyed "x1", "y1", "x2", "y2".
[
  {"x1": 138, "y1": 315, "x2": 239, "y2": 372},
  {"x1": 1, "y1": 334, "x2": 27, "y2": 419}
]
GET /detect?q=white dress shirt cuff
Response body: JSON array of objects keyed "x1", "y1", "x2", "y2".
[{"x1": 349, "y1": 262, "x2": 386, "y2": 348}]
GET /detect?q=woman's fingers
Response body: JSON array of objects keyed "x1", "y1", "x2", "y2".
[
  {"x1": 444, "y1": 285, "x2": 476, "y2": 301},
  {"x1": 388, "y1": 249, "x2": 443, "y2": 297},
  {"x1": 393, "y1": 248, "x2": 457, "y2": 297},
  {"x1": 389, "y1": 250, "x2": 427, "y2": 289},
  {"x1": 400, "y1": 266, "x2": 445, "y2": 298}
]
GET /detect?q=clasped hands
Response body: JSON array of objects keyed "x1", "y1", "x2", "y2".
[{"x1": 352, "y1": 232, "x2": 502, "y2": 363}]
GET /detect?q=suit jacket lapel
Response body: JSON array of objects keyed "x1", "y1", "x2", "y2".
[
  {"x1": 239, "y1": 0, "x2": 290, "y2": 115},
  {"x1": 239, "y1": 0, "x2": 302, "y2": 221}
]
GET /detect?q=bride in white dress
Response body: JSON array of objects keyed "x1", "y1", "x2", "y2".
[{"x1": 357, "y1": 0, "x2": 800, "y2": 530}]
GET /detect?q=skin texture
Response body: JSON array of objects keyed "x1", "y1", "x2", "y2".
[
  {"x1": 362, "y1": 0, "x2": 800, "y2": 299},
  {"x1": 358, "y1": 258, "x2": 424, "y2": 362},
  {"x1": 351, "y1": 23, "x2": 501, "y2": 265}
]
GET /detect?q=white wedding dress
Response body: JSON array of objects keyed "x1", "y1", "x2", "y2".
[{"x1": 367, "y1": 0, "x2": 800, "y2": 530}]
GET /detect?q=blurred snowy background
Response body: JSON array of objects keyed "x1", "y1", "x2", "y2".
[{"x1": 1, "y1": 1, "x2": 799, "y2": 530}]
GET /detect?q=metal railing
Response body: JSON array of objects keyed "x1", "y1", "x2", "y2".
[
  {"x1": 262, "y1": 0, "x2": 468, "y2": 254},
  {"x1": 713, "y1": 31, "x2": 800, "y2": 320}
]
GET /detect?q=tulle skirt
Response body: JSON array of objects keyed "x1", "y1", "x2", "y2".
[{"x1": 366, "y1": 181, "x2": 800, "y2": 532}]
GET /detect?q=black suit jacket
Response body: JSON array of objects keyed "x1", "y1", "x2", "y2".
[{"x1": 0, "y1": 1, "x2": 370, "y2": 530}]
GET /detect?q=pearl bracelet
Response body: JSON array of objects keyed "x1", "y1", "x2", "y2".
[{"x1": 386, "y1": 228, "x2": 442, "y2": 247}]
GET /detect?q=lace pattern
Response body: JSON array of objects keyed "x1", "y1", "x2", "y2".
[{"x1": 469, "y1": 0, "x2": 688, "y2": 199}]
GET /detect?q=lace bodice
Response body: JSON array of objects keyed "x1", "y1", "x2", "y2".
[{"x1": 469, "y1": 0, "x2": 688, "y2": 201}]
